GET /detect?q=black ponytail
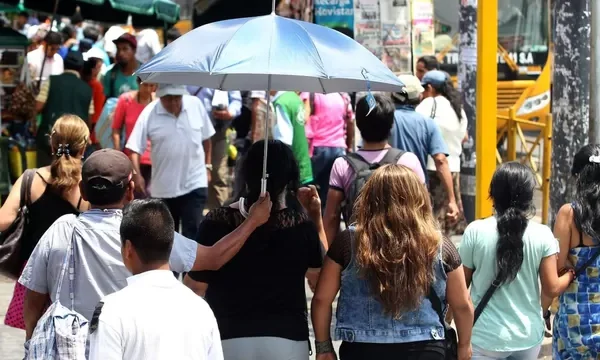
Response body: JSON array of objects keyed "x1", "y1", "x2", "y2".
[
  {"x1": 436, "y1": 79, "x2": 462, "y2": 121},
  {"x1": 489, "y1": 162, "x2": 536, "y2": 284},
  {"x1": 571, "y1": 144, "x2": 600, "y2": 238}
]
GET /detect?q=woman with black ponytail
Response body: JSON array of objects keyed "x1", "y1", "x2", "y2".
[
  {"x1": 417, "y1": 70, "x2": 468, "y2": 237},
  {"x1": 459, "y1": 162, "x2": 573, "y2": 360},
  {"x1": 185, "y1": 140, "x2": 326, "y2": 360},
  {"x1": 548, "y1": 144, "x2": 600, "y2": 359}
]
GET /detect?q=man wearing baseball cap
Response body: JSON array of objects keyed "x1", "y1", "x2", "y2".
[
  {"x1": 19, "y1": 149, "x2": 271, "y2": 338},
  {"x1": 102, "y1": 33, "x2": 139, "y2": 99},
  {"x1": 127, "y1": 84, "x2": 216, "y2": 241},
  {"x1": 389, "y1": 74, "x2": 459, "y2": 221}
]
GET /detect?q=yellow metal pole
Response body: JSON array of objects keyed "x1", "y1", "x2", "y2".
[
  {"x1": 475, "y1": 0, "x2": 497, "y2": 219},
  {"x1": 542, "y1": 114, "x2": 553, "y2": 224},
  {"x1": 507, "y1": 108, "x2": 517, "y2": 161}
]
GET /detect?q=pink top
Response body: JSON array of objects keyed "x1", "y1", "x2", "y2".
[
  {"x1": 112, "y1": 92, "x2": 152, "y2": 165},
  {"x1": 300, "y1": 92, "x2": 352, "y2": 149},
  {"x1": 329, "y1": 149, "x2": 425, "y2": 195}
]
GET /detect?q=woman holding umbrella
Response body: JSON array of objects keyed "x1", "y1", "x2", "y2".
[{"x1": 186, "y1": 140, "x2": 326, "y2": 360}]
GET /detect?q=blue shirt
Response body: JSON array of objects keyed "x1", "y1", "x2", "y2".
[
  {"x1": 389, "y1": 105, "x2": 448, "y2": 180},
  {"x1": 186, "y1": 87, "x2": 242, "y2": 127}
]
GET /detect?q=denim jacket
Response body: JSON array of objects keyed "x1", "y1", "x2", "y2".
[{"x1": 335, "y1": 234, "x2": 447, "y2": 344}]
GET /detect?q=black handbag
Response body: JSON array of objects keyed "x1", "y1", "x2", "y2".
[
  {"x1": 428, "y1": 286, "x2": 458, "y2": 360},
  {"x1": 0, "y1": 169, "x2": 35, "y2": 279}
]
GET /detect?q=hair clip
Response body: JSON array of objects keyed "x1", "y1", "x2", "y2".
[
  {"x1": 55, "y1": 144, "x2": 71, "y2": 158},
  {"x1": 589, "y1": 155, "x2": 600, "y2": 164}
]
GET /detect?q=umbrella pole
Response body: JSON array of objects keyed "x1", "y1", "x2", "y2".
[{"x1": 261, "y1": 77, "x2": 272, "y2": 195}]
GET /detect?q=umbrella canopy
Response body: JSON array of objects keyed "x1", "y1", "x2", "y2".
[
  {"x1": 22, "y1": 0, "x2": 179, "y2": 26},
  {"x1": 137, "y1": 13, "x2": 403, "y2": 93},
  {"x1": 137, "y1": 12, "x2": 404, "y2": 193}
]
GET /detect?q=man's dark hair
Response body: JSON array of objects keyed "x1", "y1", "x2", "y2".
[
  {"x1": 355, "y1": 94, "x2": 395, "y2": 143},
  {"x1": 44, "y1": 31, "x2": 63, "y2": 46},
  {"x1": 83, "y1": 26, "x2": 100, "y2": 42},
  {"x1": 120, "y1": 199, "x2": 175, "y2": 264},
  {"x1": 166, "y1": 27, "x2": 181, "y2": 43},
  {"x1": 18, "y1": 11, "x2": 29, "y2": 19},
  {"x1": 64, "y1": 51, "x2": 84, "y2": 71},
  {"x1": 417, "y1": 55, "x2": 439, "y2": 71}
]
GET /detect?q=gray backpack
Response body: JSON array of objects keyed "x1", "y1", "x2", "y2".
[{"x1": 342, "y1": 148, "x2": 406, "y2": 224}]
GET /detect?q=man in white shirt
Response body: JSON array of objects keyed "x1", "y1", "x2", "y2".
[
  {"x1": 27, "y1": 31, "x2": 64, "y2": 81},
  {"x1": 127, "y1": 84, "x2": 215, "y2": 240},
  {"x1": 135, "y1": 28, "x2": 162, "y2": 64},
  {"x1": 89, "y1": 199, "x2": 223, "y2": 360}
]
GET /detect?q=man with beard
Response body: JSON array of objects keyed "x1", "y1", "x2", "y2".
[{"x1": 102, "y1": 33, "x2": 140, "y2": 99}]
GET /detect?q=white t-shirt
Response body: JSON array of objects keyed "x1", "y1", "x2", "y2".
[
  {"x1": 89, "y1": 270, "x2": 223, "y2": 360},
  {"x1": 27, "y1": 47, "x2": 64, "y2": 81},
  {"x1": 126, "y1": 95, "x2": 216, "y2": 198},
  {"x1": 416, "y1": 95, "x2": 468, "y2": 172},
  {"x1": 135, "y1": 29, "x2": 162, "y2": 64}
]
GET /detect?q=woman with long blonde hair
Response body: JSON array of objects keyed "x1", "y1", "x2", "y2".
[
  {"x1": 0, "y1": 114, "x2": 90, "y2": 331},
  {"x1": 312, "y1": 165, "x2": 473, "y2": 360}
]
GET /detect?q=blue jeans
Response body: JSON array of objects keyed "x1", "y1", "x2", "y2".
[
  {"x1": 311, "y1": 146, "x2": 345, "y2": 210},
  {"x1": 161, "y1": 188, "x2": 208, "y2": 240}
]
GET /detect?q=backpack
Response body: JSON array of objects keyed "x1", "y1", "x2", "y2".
[
  {"x1": 342, "y1": 148, "x2": 406, "y2": 224},
  {"x1": 26, "y1": 227, "x2": 89, "y2": 360}
]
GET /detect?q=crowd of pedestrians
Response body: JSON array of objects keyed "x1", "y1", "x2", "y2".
[{"x1": 1, "y1": 12, "x2": 599, "y2": 360}]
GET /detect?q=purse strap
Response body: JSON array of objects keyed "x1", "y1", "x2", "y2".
[
  {"x1": 473, "y1": 273, "x2": 503, "y2": 324},
  {"x1": 55, "y1": 226, "x2": 77, "y2": 310},
  {"x1": 19, "y1": 169, "x2": 35, "y2": 209},
  {"x1": 427, "y1": 285, "x2": 447, "y2": 328}
]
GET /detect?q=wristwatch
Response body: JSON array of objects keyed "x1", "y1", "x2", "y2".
[{"x1": 206, "y1": 164, "x2": 213, "y2": 171}]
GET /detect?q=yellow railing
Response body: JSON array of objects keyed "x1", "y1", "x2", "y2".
[{"x1": 497, "y1": 110, "x2": 552, "y2": 224}]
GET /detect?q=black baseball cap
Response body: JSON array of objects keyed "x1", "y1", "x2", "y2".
[{"x1": 82, "y1": 149, "x2": 134, "y2": 205}]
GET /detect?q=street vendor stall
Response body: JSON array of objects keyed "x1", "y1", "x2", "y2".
[{"x1": 0, "y1": 28, "x2": 34, "y2": 190}]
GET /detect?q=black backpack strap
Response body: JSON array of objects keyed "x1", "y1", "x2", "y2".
[
  {"x1": 379, "y1": 148, "x2": 406, "y2": 165},
  {"x1": 108, "y1": 66, "x2": 118, "y2": 99},
  {"x1": 473, "y1": 273, "x2": 502, "y2": 324},
  {"x1": 344, "y1": 152, "x2": 373, "y2": 175},
  {"x1": 309, "y1": 93, "x2": 315, "y2": 116}
]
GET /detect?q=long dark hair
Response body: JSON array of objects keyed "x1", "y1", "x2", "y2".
[
  {"x1": 431, "y1": 78, "x2": 462, "y2": 121},
  {"x1": 235, "y1": 140, "x2": 300, "y2": 212},
  {"x1": 489, "y1": 162, "x2": 536, "y2": 284},
  {"x1": 571, "y1": 144, "x2": 600, "y2": 238}
]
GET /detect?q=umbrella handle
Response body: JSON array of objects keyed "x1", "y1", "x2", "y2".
[{"x1": 261, "y1": 178, "x2": 267, "y2": 196}]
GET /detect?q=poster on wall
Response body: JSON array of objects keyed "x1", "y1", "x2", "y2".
[
  {"x1": 354, "y1": 0, "x2": 382, "y2": 58},
  {"x1": 380, "y1": 0, "x2": 411, "y2": 73},
  {"x1": 314, "y1": 0, "x2": 354, "y2": 35},
  {"x1": 411, "y1": 0, "x2": 435, "y2": 68},
  {"x1": 277, "y1": 0, "x2": 314, "y2": 22}
]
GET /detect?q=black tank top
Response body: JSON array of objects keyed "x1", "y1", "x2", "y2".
[{"x1": 20, "y1": 172, "x2": 82, "y2": 262}]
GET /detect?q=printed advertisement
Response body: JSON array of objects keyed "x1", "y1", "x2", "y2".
[
  {"x1": 411, "y1": 0, "x2": 435, "y2": 66},
  {"x1": 380, "y1": 0, "x2": 411, "y2": 73},
  {"x1": 354, "y1": 0, "x2": 382, "y2": 58},
  {"x1": 314, "y1": 0, "x2": 354, "y2": 32}
]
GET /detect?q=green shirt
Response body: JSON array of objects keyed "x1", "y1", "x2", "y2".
[
  {"x1": 458, "y1": 216, "x2": 558, "y2": 352},
  {"x1": 102, "y1": 65, "x2": 139, "y2": 99},
  {"x1": 273, "y1": 92, "x2": 313, "y2": 184}
]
